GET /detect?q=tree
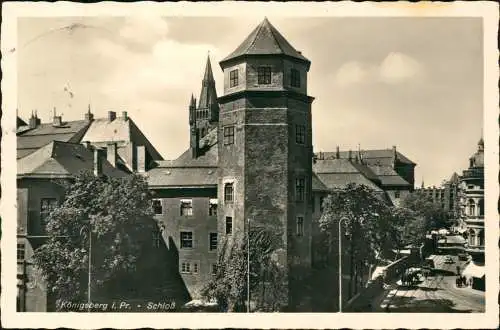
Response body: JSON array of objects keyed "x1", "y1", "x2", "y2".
[
  {"x1": 202, "y1": 218, "x2": 286, "y2": 312},
  {"x1": 318, "y1": 183, "x2": 395, "y2": 298},
  {"x1": 400, "y1": 190, "x2": 451, "y2": 231},
  {"x1": 33, "y1": 171, "x2": 161, "y2": 307},
  {"x1": 390, "y1": 206, "x2": 426, "y2": 253}
]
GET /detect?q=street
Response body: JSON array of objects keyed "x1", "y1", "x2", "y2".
[{"x1": 379, "y1": 254, "x2": 485, "y2": 313}]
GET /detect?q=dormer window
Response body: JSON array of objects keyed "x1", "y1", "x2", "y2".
[
  {"x1": 257, "y1": 66, "x2": 271, "y2": 85},
  {"x1": 291, "y1": 69, "x2": 300, "y2": 88}
]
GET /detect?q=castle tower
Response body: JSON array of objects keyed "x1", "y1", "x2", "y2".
[
  {"x1": 217, "y1": 18, "x2": 314, "y2": 310},
  {"x1": 192, "y1": 55, "x2": 219, "y2": 140}
]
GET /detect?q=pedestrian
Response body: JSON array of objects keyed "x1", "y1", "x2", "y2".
[{"x1": 456, "y1": 265, "x2": 460, "y2": 275}]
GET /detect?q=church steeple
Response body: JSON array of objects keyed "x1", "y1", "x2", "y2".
[{"x1": 198, "y1": 54, "x2": 218, "y2": 113}]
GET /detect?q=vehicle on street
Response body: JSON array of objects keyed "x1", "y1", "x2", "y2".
[{"x1": 444, "y1": 256, "x2": 454, "y2": 264}]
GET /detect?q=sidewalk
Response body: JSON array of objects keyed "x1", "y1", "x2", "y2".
[{"x1": 370, "y1": 279, "x2": 400, "y2": 312}]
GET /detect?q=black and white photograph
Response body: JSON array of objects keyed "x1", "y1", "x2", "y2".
[{"x1": 1, "y1": 1, "x2": 498, "y2": 329}]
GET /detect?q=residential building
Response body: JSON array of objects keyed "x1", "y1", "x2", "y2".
[{"x1": 418, "y1": 172, "x2": 461, "y2": 221}]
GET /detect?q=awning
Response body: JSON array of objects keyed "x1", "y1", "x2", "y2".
[{"x1": 462, "y1": 262, "x2": 485, "y2": 278}]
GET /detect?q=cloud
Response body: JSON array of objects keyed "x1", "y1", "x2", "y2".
[
  {"x1": 119, "y1": 17, "x2": 169, "y2": 44},
  {"x1": 333, "y1": 52, "x2": 423, "y2": 87},
  {"x1": 379, "y1": 52, "x2": 423, "y2": 84}
]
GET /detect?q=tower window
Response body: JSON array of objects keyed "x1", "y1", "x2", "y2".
[
  {"x1": 209, "y1": 232, "x2": 218, "y2": 251},
  {"x1": 296, "y1": 177, "x2": 305, "y2": 202},
  {"x1": 295, "y1": 125, "x2": 306, "y2": 144},
  {"x1": 152, "y1": 230, "x2": 161, "y2": 248},
  {"x1": 152, "y1": 199, "x2": 163, "y2": 215},
  {"x1": 257, "y1": 66, "x2": 272, "y2": 85},
  {"x1": 224, "y1": 183, "x2": 234, "y2": 203},
  {"x1": 17, "y1": 243, "x2": 25, "y2": 261},
  {"x1": 226, "y1": 216, "x2": 233, "y2": 235},
  {"x1": 291, "y1": 69, "x2": 300, "y2": 88},
  {"x1": 180, "y1": 261, "x2": 191, "y2": 274},
  {"x1": 180, "y1": 199, "x2": 193, "y2": 216},
  {"x1": 223, "y1": 126, "x2": 234, "y2": 145},
  {"x1": 193, "y1": 262, "x2": 199, "y2": 274},
  {"x1": 180, "y1": 231, "x2": 193, "y2": 249},
  {"x1": 394, "y1": 191, "x2": 400, "y2": 199},
  {"x1": 296, "y1": 216, "x2": 304, "y2": 236},
  {"x1": 230, "y1": 69, "x2": 239, "y2": 87}
]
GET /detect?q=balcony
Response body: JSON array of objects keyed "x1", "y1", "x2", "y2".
[{"x1": 462, "y1": 168, "x2": 484, "y2": 180}]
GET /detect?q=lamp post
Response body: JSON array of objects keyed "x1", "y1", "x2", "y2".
[{"x1": 338, "y1": 217, "x2": 347, "y2": 313}]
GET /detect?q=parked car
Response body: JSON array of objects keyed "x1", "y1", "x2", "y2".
[{"x1": 458, "y1": 253, "x2": 469, "y2": 261}]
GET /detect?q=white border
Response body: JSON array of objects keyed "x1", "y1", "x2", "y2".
[{"x1": 1, "y1": 1, "x2": 498, "y2": 329}]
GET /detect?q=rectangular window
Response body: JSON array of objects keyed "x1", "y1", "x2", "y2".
[
  {"x1": 209, "y1": 199, "x2": 218, "y2": 216},
  {"x1": 209, "y1": 233, "x2": 218, "y2": 251},
  {"x1": 291, "y1": 69, "x2": 300, "y2": 87},
  {"x1": 193, "y1": 262, "x2": 199, "y2": 274},
  {"x1": 181, "y1": 262, "x2": 191, "y2": 274},
  {"x1": 295, "y1": 125, "x2": 306, "y2": 144},
  {"x1": 40, "y1": 198, "x2": 58, "y2": 223},
  {"x1": 230, "y1": 69, "x2": 239, "y2": 88},
  {"x1": 319, "y1": 196, "x2": 325, "y2": 213},
  {"x1": 296, "y1": 177, "x2": 305, "y2": 202},
  {"x1": 180, "y1": 231, "x2": 193, "y2": 249},
  {"x1": 223, "y1": 126, "x2": 235, "y2": 145},
  {"x1": 17, "y1": 243, "x2": 25, "y2": 261},
  {"x1": 296, "y1": 216, "x2": 304, "y2": 237},
  {"x1": 224, "y1": 183, "x2": 234, "y2": 203},
  {"x1": 394, "y1": 191, "x2": 401, "y2": 199},
  {"x1": 257, "y1": 66, "x2": 271, "y2": 85},
  {"x1": 226, "y1": 216, "x2": 233, "y2": 235},
  {"x1": 152, "y1": 199, "x2": 163, "y2": 215},
  {"x1": 180, "y1": 199, "x2": 193, "y2": 216},
  {"x1": 211, "y1": 264, "x2": 218, "y2": 276}
]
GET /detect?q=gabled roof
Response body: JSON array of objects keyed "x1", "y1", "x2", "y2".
[
  {"x1": 81, "y1": 117, "x2": 164, "y2": 161},
  {"x1": 220, "y1": 18, "x2": 310, "y2": 67},
  {"x1": 17, "y1": 119, "x2": 91, "y2": 159},
  {"x1": 17, "y1": 141, "x2": 127, "y2": 178},
  {"x1": 367, "y1": 165, "x2": 411, "y2": 187}
]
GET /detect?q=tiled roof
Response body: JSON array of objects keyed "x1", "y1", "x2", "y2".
[
  {"x1": 321, "y1": 149, "x2": 416, "y2": 166},
  {"x1": 17, "y1": 120, "x2": 91, "y2": 159},
  {"x1": 17, "y1": 141, "x2": 127, "y2": 178},
  {"x1": 313, "y1": 158, "x2": 383, "y2": 192},
  {"x1": 221, "y1": 18, "x2": 310, "y2": 65},
  {"x1": 368, "y1": 165, "x2": 410, "y2": 187}
]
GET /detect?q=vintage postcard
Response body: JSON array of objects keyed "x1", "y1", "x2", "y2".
[{"x1": 1, "y1": 1, "x2": 498, "y2": 329}]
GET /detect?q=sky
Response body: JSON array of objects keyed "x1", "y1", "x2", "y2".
[{"x1": 16, "y1": 16, "x2": 483, "y2": 187}]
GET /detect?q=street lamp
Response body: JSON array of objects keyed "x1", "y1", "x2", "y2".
[{"x1": 338, "y1": 217, "x2": 347, "y2": 313}]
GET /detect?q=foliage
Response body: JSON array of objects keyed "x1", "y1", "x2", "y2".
[
  {"x1": 33, "y1": 171, "x2": 157, "y2": 306},
  {"x1": 202, "y1": 218, "x2": 286, "y2": 312},
  {"x1": 390, "y1": 206, "x2": 427, "y2": 250},
  {"x1": 400, "y1": 190, "x2": 451, "y2": 231}
]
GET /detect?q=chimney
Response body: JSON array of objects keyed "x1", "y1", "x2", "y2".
[
  {"x1": 190, "y1": 123, "x2": 199, "y2": 159},
  {"x1": 53, "y1": 115, "x2": 62, "y2": 127},
  {"x1": 122, "y1": 111, "x2": 128, "y2": 121},
  {"x1": 85, "y1": 105, "x2": 94, "y2": 121},
  {"x1": 28, "y1": 111, "x2": 39, "y2": 129},
  {"x1": 107, "y1": 142, "x2": 117, "y2": 167},
  {"x1": 336, "y1": 146, "x2": 340, "y2": 159},
  {"x1": 93, "y1": 148, "x2": 104, "y2": 177},
  {"x1": 137, "y1": 145, "x2": 146, "y2": 173},
  {"x1": 392, "y1": 145, "x2": 397, "y2": 168},
  {"x1": 108, "y1": 111, "x2": 116, "y2": 122}
]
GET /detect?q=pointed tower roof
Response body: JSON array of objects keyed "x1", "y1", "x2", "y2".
[
  {"x1": 198, "y1": 55, "x2": 219, "y2": 110},
  {"x1": 190, "y1": 93, "x2": 196, "y2": 107},
  {"x1": 220, "y1": 18, "x2": 310, "y2": 68}
]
